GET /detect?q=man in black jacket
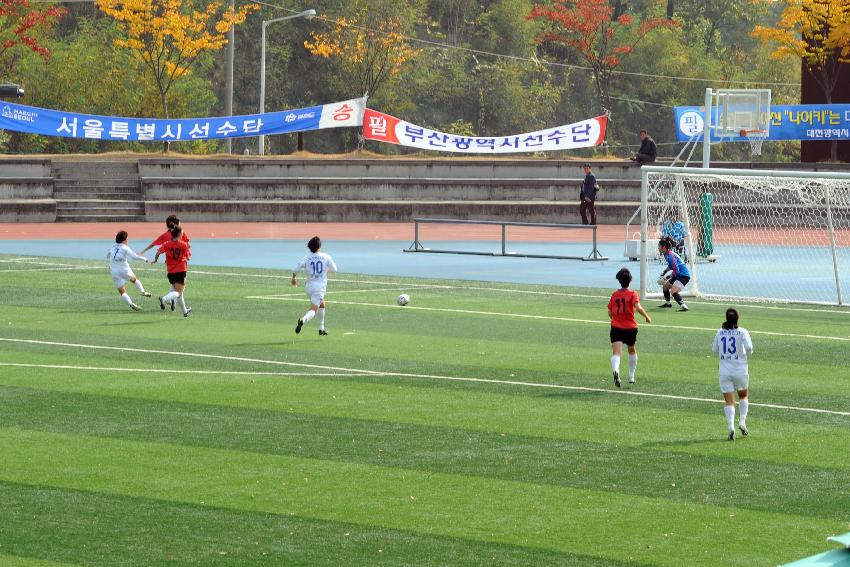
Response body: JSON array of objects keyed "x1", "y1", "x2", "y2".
[
  {"x1": 579, "y1": 163, "x2": 598, "y2": 225},
  {"x1": 631, "y1": 129, "x2": 657, "y2": 165}
]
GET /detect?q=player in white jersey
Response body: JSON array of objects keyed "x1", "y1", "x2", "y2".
[
  {"x1": 107, "y1": 230, "x2": 150, "y2": 311},
  {"x1": 291, "y1": 236, "x2": 337, "y2": 336},
  {"x1": 711, "y1": 308, "x2": 754, "y2": 441}
]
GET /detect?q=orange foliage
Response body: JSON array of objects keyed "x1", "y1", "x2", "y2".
[
  {"x1": 96, "y1": 0, "x2": 258, "y2": 117},
  {"x1": 752, "y1": 0, "x2": 850, "y2": 66},
  {"x1": 304, "y1": 7, "x2": 420, "y2": 97},
  {"x1": 0, "y1": 0, "x2": 65, "y2": 73},
  {"x1": 529, "y1": 0, "x2": 677, "y2": 113}
]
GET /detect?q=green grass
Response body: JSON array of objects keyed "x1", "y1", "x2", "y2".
[{"x1": 0, "y1": 254, "x2": 848, "y2": 566}]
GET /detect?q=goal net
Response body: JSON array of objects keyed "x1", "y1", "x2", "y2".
[{"x1": 640, "y1": 166, "x2": 850, "y2": 306}]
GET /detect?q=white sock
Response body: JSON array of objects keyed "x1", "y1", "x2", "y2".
[
  {"x1": 302, "y1": 310, "x2": 316, "y2": 324},
  {"x1": 724, "y1": 405, "x2": 735, "y2": 432},
  {"x1": 120, "y1": 293, "x2": 133, "y2": 306},
  {"x1": 739, "y1": 399, "x2": 749, "y2": 424},
  {"x1": 178, "y1": 295, "x2": 188, "y2": 314},
  {"x1": 317, "y1": 307, "x2": 326, "y2": 330},
  {"x1": 610, "y1": 355, "x2": 620, "y2": 373},
  {"x1": 628, "y1": 354, "x2": 638, "y2": 380},
  {"x1": 134, "y1": 279, "x2": 146, "y2": 293},
  {"x1": 162, "y1": 290, "x2": 180, "y2": 303}
]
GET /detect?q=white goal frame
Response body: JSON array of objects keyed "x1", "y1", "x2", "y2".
[{"x1": 640, "y1": 165, "x2": 850, "y2": 306}]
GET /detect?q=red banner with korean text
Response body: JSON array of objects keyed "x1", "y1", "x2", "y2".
[{"x1": 363, "y1": 109, "x2": 607, "y2": 153}]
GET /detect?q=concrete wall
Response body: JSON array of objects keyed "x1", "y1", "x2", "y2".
[
  {"x1": 0, "y1": 199, "x2": 56, "y2": 222},
  {"x1": 145, "y1": 199, "x2": 635, "y2": 224},
  {"x1": 0, "y1": 159, "x2": 56, "y2": 221},
  {"x1": 139, "y1": 158, "x2": 645, "y2": 181},
  {"x1": 142, "y1": 177, "x2": 641, "y2": 203}
]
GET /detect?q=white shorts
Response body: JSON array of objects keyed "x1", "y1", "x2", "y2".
[
  {"x1": 719, "y1": 374, "x2": 749, "y2": 394},
  {"x1": 305, "y1": 282, "x2": 327, "y2": 306},
  {"x1": 110, "y1": 267, "x2": 135, "y2": 287}
]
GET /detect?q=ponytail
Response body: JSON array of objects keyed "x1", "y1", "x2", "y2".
[{"x1": 722, "y1": 308, "x2": 739, "y2": 330}]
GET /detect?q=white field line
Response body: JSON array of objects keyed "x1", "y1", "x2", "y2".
[
  {"x1": 0, "y1": 266, "x2": 104, "y2": 273},
  {"x1": 247, "y1": 295, "x2": 850, "y2": 343},
  {"x1": 1, "y1": 337, "x2": 848, "y2": 417},
  {"x1": 0, "y1": 362, "x2": 381, "y2": 377},
  {"x1": 263, "y1": 288, "x2": 416, "y2": 297},
  {"x1": 0, "y1": 260, "x2": 92, "y2": 267},
  {"x1": 0, "y1": 257, "x2": 38, "y2": 263},
  {"x1": 1, "y1": 259, "x2": 848, "y2": 313},
  {"x1": 193, "y1": 271, "x2": 608, "y2": 299}
]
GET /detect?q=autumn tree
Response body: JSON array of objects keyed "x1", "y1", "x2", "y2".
[
  {"x1": 96, "y1": 0, "x2": 257, "y2": 119},
  {"x1": 753, "y1": 0, "x2": 850, "y2": 160},
  {"x1": 304, "y1": 0, "x2": 421, "y2": 99},
  {"x1": 0, "y1": 0, "x2": 65, "y2": 77},
  {"x1": 529, "y1": 0, "x2": 677, "y2": 115}
]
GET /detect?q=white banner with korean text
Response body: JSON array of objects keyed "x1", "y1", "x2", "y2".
[{"x1": 363, "y1": 109, "x2": 607, "y2": 153}]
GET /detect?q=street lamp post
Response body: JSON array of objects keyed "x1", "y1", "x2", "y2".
[{"x1": 258, "y1": 8, "x2": 316, "y2": 156}]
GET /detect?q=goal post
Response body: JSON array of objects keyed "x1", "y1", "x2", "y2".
[{"x1": 640, "y1": 165, "x2": 850, "y2": 306}]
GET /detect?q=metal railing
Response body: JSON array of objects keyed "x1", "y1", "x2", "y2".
[{"x1": 404, "y1": 218, "x2": 608, "y2": 261}]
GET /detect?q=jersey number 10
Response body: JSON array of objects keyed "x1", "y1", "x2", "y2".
[{"x1": 309, "y1": 261, "x2": 323, "y2": 275}]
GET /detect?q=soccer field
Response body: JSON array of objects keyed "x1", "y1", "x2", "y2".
[{"x1": 0, "y1": 255, "x2": 848, "y2": 566}]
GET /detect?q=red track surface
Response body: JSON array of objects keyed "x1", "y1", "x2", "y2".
[
  {"x1": 0, "y1": 222, "x2": 628, "y2": 242},
  {"x1": 1, "y1": 223, "x2": 845, "y2": 246}
]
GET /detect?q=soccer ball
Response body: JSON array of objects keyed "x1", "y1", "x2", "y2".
[{"x1": 397, "y1": 293, "x2": 410, "y2": 306}]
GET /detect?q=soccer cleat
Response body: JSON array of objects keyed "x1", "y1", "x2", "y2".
[
  {"x1": 319, "y1": 329, "x2": 328, "y2": 336},
  {"x1": 130, "y1": 303, "x2": 142, "y2": 311},
  {"x1": 658, "y1": 303, "x2": 672, "y2": 309},
  {"x1": 613, "y1": 371, "x2": 621, "y2": 388},
  {"x1": 159, "y1": 296, "x2": 165, "y2": 310},
  {"x1": 739, "y1": 423, "x2": 749, "y2": 436},
  {"x1": 728, "y1": 430, "x2": 735, "y2": 441},
  {"x1": 183, "y1": 307, "x2": 192, "y2": 318},
  {"x1": 170, "y1": 300, "x2": 176, "y2": 312},
  {"x1": 295, "y1": 319, "x2": 303, "y2": 334},
  {"x1": 678, "y1": 304, "x2": 689, "y2": 312},
  {"x1": 141, "y1": 291, "x2": 152, "y2": 298},
  {"x1": 628, "y1": 377, "x2": 636, "y2": 384}
]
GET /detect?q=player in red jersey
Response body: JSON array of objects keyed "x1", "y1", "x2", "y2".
[
  {"x1": 152, "y1": 226, "x2": 192, "y2": 317},
  {"x1": 608, "y1": 268, "x2": 651, "y2": 387},
  {"x1": 141, "y1": 215, "x2": 190, "y2": 310},
  {"x1": 140, "y1": 214, "x2": 190, "y2": 254}
]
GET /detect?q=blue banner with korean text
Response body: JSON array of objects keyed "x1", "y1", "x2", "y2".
[
  {"x1": 674, "y1": 104, "x2": 850, "y2": 142},
  {"x1": 0, "y1": 98, "x2": 366, "y2": 141}
]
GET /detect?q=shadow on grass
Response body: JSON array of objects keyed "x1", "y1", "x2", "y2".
[{"x1": 642, "y1": 436, "x2": 732, "y2": 448}]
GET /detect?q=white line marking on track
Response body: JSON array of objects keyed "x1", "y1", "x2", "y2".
[
  {"x1": 1, "y1": 337, "x2": 847, "y2": 417},
  {"x1": 0, "y1": 266, "x2": 104, "y2": 273},
  {"x1": 0, "y1": 362, "x2": 381, "y2": 377},
  {"x1": 246, "y1": 295, "x2": 850, "y2": 342},
  {"x1": 2, "y1": 259, "x2": 848, "y2": 312}
]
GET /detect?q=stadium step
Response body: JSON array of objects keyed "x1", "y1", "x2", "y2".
[
  {"x1": 52, "y1": 160, "x2": 143, "y2": 222},
  {"x1": 56, "y1": 214, "x2": 147, "y2": 223},
  {"x1": 145, "y1": 199, "x2": 641, "y2": 224}
]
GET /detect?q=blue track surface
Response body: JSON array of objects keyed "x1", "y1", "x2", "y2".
[
  {"x1": 1, "y1": 238, "x2": 847, "y2": 302},
  {"x1": 0, "y1": 239, "x2": 627, "y2": 288}
]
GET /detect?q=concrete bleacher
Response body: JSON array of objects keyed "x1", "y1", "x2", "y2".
[
  {"x1": 0, "y1": 159, "x2": 55, "y2": 222},
  {"x1": 139, "y1": 158, "x2": 644, "y2": 224},
  {"x1": 2, "y1": 156, "x2": 847, "y2": 224}
]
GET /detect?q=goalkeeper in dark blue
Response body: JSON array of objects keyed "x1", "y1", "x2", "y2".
[{"x1": 658, "y1": 237, "x2": 690, "y2": 311}]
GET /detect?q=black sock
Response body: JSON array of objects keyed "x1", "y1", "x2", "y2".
[
  {"x1": 673, "y1": 292, "x2": 683, "y2": 305},
  {"x1": 663, "y1": 289, "x2": 671, "y2": 302}
]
